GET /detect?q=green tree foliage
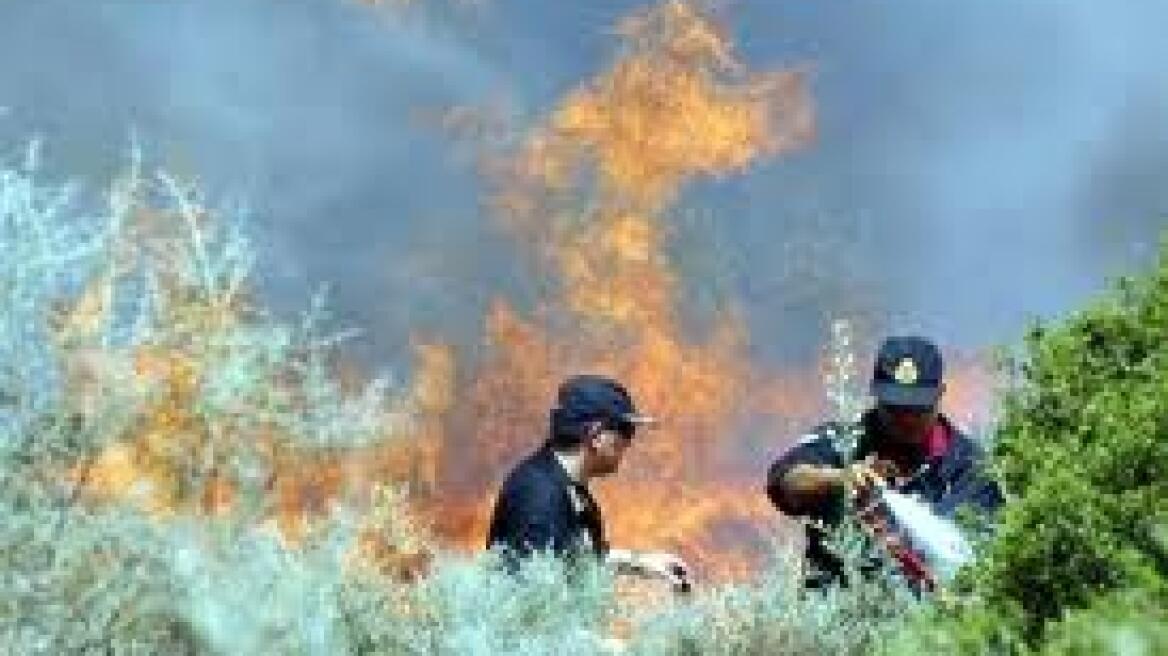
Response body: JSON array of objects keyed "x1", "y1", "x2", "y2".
[
  {"x1": 1037, "y1": 588, "x2": 1167, "y2": 656},
  {"x1": 889, "y1": 238, "x2": 1168, "y2": 653},
  {"x1": 981, "y1": 238, "x2": 1168, "y2": 641}
]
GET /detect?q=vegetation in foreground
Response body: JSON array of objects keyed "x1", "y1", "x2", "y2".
[{"x1": 1, "y1": 150, "x2": 1164, "y2": 654}]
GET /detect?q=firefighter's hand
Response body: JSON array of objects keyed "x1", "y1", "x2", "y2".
[
  {"x1": 845, "y1": 461, "x2": 883, "y2": 499},
  {"x1": 848, "y1": 456, "x2": 900, "y2": 495},
  {"x1": 866, "y1": 456, "x2": 901, "y2": 481},
  {"x1": 629, "y1": 551, "x2": 691, "y2": 591}
]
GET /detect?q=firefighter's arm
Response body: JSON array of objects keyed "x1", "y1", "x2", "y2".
[
  {"x1": 766, "y1": 432, "x2": 854, "y2": 515},
  {"x1": 778, "y1": 464, "x2": 848, "y2": 509},
  {"x1": 768, "y1": 442, "x2": 889, "y2": 515}
]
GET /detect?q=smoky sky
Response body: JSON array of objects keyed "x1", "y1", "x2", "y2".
[{"x1": 1, "y1": 0, "x2": 1165, "y2": 371}]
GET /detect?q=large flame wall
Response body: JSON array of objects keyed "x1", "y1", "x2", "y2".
[{"x1": 66, "y1": 1, "x2": 998, "y2": 585}]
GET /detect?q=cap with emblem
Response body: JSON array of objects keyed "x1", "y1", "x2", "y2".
[
  {"x1": 549, "y1": 374, "x2": 657, "y2": 446},
  {"x1": 871, "y1": 336, "x2": 944, "y2": 408}
]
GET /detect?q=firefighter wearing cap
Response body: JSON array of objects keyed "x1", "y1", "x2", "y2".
[
  {"x1": 765, "y1": 336, "x2": 1004, "y2": 588},
  {"x1": 487, "y1": 375, "x2": 691, "y2": 590}
]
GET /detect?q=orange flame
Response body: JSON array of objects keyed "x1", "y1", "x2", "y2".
[
  {"x1": 419, "y1": 1, "x2": 818, "y2": 582},
  {"x1": 61, "y1": 198, "x2": 439, "y2": 568}
]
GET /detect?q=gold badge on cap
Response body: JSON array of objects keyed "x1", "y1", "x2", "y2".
[{"x1": 893, "y1": 357, "x2": 919, "y2": 385}]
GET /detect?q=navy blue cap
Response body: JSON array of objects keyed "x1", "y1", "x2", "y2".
[
  {"x1": 549, "y1": 375, "x2": 656, "y2": 444},
  {"x1": 871, "y1": 336, "x2": 944, "y2": 408}
]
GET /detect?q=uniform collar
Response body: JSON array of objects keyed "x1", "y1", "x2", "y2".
[
  {"x1": 553, "y1": 449, "x2": 586, "y2": 484},
  {"x1": 547, "y1": 448, "x2": 590, "y2": 513},
  {"x1": 922, "y1": 421, "x2": 952, "y2": 459}
]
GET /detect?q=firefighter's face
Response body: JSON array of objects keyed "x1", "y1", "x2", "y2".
[
  {"x1": 584, "y1": 424, "x2": 632, "y2": 477},
  {"x1": 878, "y1": 403, "x2": 940, "y2": 445}
]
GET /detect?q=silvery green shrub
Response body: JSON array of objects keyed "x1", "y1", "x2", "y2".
[
  {"x1": 0, "y1": 146, "x2": 924, "y2": 654},
  {"x1": 0, "y1": 146, "x2": 413, "y2": 654}
]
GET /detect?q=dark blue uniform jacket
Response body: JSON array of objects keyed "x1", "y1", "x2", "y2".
[
  {"x1": 487, "y1": 445, "x2": 606, "y2": 562},
  {"x1": 766, "y1": 409, "x2": 1004, "y2": 586}
]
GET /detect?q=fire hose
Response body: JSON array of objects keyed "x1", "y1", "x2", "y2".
[{"x1": 852, "y1": 471, "x2": 974, "y2": 592}]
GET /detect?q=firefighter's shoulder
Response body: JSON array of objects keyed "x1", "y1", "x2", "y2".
[
  {"x1": 793, "y1": 420, "x2": 854, "y2": 451},
  {"x1": 770, "y1": 421, "x2": 850, "y2": 472}
]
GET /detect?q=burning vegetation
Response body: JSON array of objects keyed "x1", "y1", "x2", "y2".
[
  {"x1": 0, "y1": 119, "x2": 901, "y2": 656},
  {"x1": 23, "y1": 0, "x2": 996, "y2": 590},
  {"x1": 10, "y1": 1, "x2": 1133, "y2": 654}
]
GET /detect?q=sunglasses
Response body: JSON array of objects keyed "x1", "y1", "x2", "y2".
[{"x1": 607, "y1": 419, "x2": 636, "y2": 441}]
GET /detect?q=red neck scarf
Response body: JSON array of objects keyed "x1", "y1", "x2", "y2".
[{"x1": 922, "y1": 420, "x2": 952, "y2": 460}]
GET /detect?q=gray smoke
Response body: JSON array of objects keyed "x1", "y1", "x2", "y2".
[
  {"x1": 1, "y1": 0, "x2": 1164, "y2": 373},
  {"x1": 0, "y1": 0, "x2": 517, "y2": 368},
  {"x1": 725, "y1": 0, "x2": 1168, "y2": 358}
]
